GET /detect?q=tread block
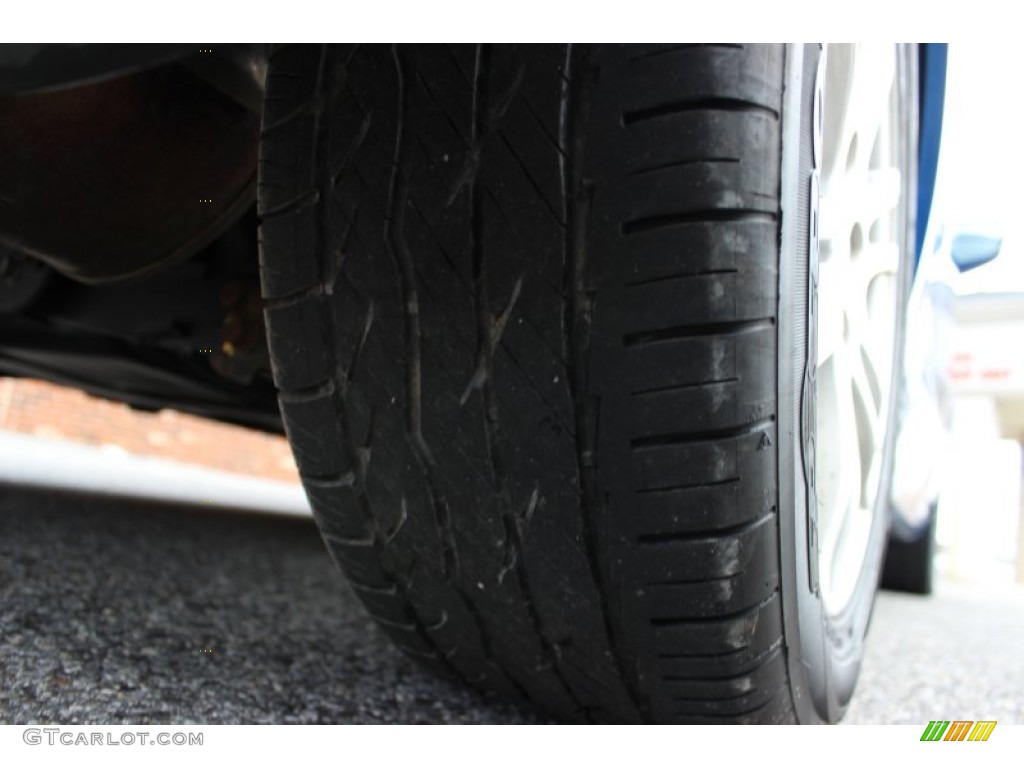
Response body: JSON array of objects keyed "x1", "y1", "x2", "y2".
[
  {"x1": 630, "y1": 512, "x2": 777, "y2": 585},
  {"x1": 597, "y1": 44, "x2": 784, "y2": 121},
  {"x1": 628, "y1": 479, "x2": 773, "y2": 537},
  {"x1": 648, "y1": 591, "x2": 783, "y2": 657},
  {"x1": 263, "y1": 299, "x2": 332, "y2": 390},
  {"x1": 258, "y1": 209, "x2": 322, "y2": 298},
  {"x1": 619, "y1": 323, "x2": 775, "y2": 396},
  {"x1": 661, "y1": 645, "x2": 787, "y2": 705},
  {"x1": 621, "y1": 377, "x2": 774, "y2": 440},
  {"x1": 627, "y1": 425, "x2": 777, "y2": 493},
  {"x1": 258, "y1": 111, "x2": 320, "y2": 213},
  {"x1": 636, "y1": 533, "x2": 779, "y2": 617},
  {"x1": 616, "y1": 110, "x2": 776, "y2": 178},
  {"x1": 279, "y1": 394, "x2": 349, "y2": 478},
  {"x1": 609, "y1": 268, "x2": 777, "y2": 335}
]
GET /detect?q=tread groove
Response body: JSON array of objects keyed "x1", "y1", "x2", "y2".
[
  {"x1": 625, "y1": 268, "x2": 738, "y2": 288},
  {"x1": 670, "y1": 689, "x2": 759, "y2": 704},
  {"x1": 672, "y1": 689, "x2": 783, "y2": 720},
  {"x1": 658, "y1": 637, "x2": 783, "y2": 663},
  {"x1": 306, "y1": 45, "x2": 473, "y2": 687},
  {"x1": 646, "y1": 573, "x2": 741, "y2": 588},
  {"x1": 623, "y1": 318, "x2": 774, "y2": 348},
  {"x1": 630, "y1": 416, "x2": 775, "y2": 450},
  {"x1": 621, "y1": 208, "x2": 776, "y2": 236},
  {"x1": 626, "y1": 157, "x2": 740, "y2": 178},
  {"x1": 628, "y1": 44, "x2": 744, "y2": 64},
  {"x1": 636, "y1": 477, "x2": 740, "y2": 495},
  {"x1": 383, "y1": 46, "x2": 468, "y2": 606},
  {"x1": 562, "y1": 42, "x2": 647, "y2": 722},
  {"x1": 637, "y1": 511, "x2": 774, "y2": 545},
  {"x1": 278, "y1": 379, "x2": 334, "y2": 403},
  {"x1": 346, "y1": 576, "x2": 399, "y2": 597},
  {"x1": 629, "y1": 376, "x2": 739, "y2": 397},
  {"x1": 466, "y1": 43, "x2": 591, "y2": 722},
  {"x1": 263, "y1": 284, "x2": 324, "y2": 310},
  {"x1": 622, "y1": 97, "x2": 779, "y2": 126},
  {"x1": 389, "y1": 43, "x2": 559, "y2": 709},
  {"x1": 661, "y1": 645, "x2": 783, "y2": 683},
  {"x1": 259, "y1": 187, "x2": 321, "y2": 220},
  {"x1": 261, "y1": 97, "x2": 321, "y2": 135},
  {"x1": 650, "y1": 590, "x2": 778, "y2": 627}
]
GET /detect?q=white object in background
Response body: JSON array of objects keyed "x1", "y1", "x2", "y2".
[
  {"x1": 0, "y1": 429, "x2": 312, "y2": 517},
  {"x1": 938, "y1": 397, "x2": 1021, "y2": 583}
]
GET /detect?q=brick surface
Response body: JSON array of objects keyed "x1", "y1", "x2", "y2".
[{"x1": 0, "y1": 377, "x2": 299, "y2": 484}]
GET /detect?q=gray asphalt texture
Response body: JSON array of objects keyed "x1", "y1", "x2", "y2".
[{"x1": 2, "y1": 484, "x2": 1022, "y2": 725}]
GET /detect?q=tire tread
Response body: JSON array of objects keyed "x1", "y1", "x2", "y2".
[{"x1": 259, "y1": 43, "x2": 795, "y2": 723}]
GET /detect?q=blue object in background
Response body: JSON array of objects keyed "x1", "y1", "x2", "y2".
[
  {"x1": 951, "y1": 233, "x2": 1002, "y2": 272},
  {"x1": 916, "y1": 43, "x2": 948, "y2": 270}
]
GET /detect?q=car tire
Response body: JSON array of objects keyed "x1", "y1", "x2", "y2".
[
  {"x1": 257, "y1": 43, "x2": 915, "y2": 723},
  {"x1": 881, "y1": 503, "x2": 936, "y2": 595}
]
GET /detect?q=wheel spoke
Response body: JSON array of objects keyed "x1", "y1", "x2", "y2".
[
  {"x1": 850, "y1": 340, "x2": 883, "y2": 456},
  {"x1": 865, "y1": 167, "x2": 902, "y2": 218},
  {"x1": 855, "y1": 243, "x2": 899, "y2": 403},
  {"x1": 855, "y1": 242, "x2": 899, "y2": 287},
  {"x1": 819, "y1": 169, "x2": 901, "y2": 244},
  {"x1": 847, "y1": 244, "x2": 897, "y2": 359},
  {"x1": 846, "y1": 45, "x2": 897, "y2": 169}
]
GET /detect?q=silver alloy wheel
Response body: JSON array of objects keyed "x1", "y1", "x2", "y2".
[{"x1": 815, "y1": 44, "x2": 906, "y2": 615}]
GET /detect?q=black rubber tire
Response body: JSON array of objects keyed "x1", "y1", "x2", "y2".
[
  {"x1": 880, "y1": 504, "x2": 936, "y2": 595},
  {"x1": 256, "y1": 44, "x2": 905, "y2": 724}
]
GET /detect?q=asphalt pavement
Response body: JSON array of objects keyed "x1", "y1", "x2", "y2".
[{"x1": 2, "y1": 484, "x2": 1022, "y2": 725}]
